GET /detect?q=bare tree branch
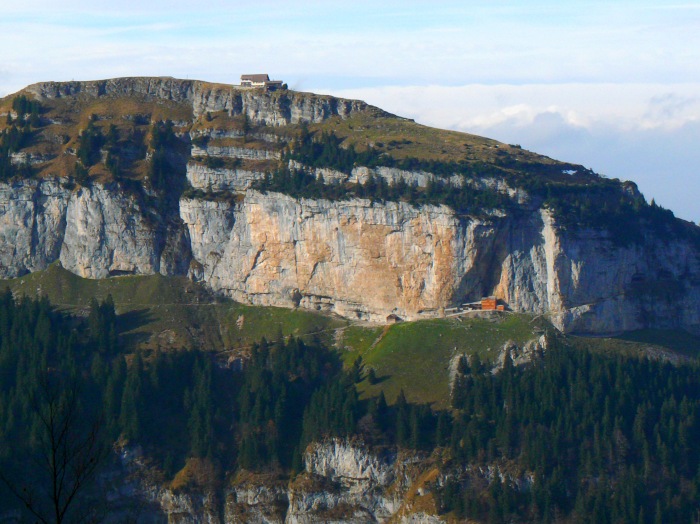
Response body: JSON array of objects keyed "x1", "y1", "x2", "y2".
[{"x1": 1, "y1": 372, "x2": 106, "y2": 524}]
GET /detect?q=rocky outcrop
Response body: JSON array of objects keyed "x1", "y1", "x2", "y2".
[
  {"x1": 226, "y1": 483, "x2": 288, "y2": 524},
  {"x1": 493, "y1": 210, "x2": 700, "y2": 333},
  {"x1": 103, "y1": 446, "x2": 222, "y2": 524},
  {"x1": 156, "y1": 491, "x2": 220, "y2": 523},
  {"x1": 4, "y1": 77, "x2": 700, "y2": 334},
  {"x1": 10, "y1": 151, "x2": 55, "y2": 165},
  {"x1": 1, "y1": 175, "x2": 699, "y2": 333},
  {"x1": 0, "y1": 178, "x2": 191, "y2": 280},
  {"x1": 27, "y1": 77, "x2": 383, "y2": 125},
  {"x1": 180, "y1": 191, "x2": 474, "y2": 322},
  {"x1": 192, "y1": 144, "x2": 281, "y2": 161},
  {"x1": 288, "y1": 163, "x2": 464, "y2": 189},
  {"x1": 108, "y1": 439, "x2": 440, "y2": 523},
  {"x1": 187, "y1": 162, "x2": 264, "y2": 192},
  {"x1": 59, "y1": 183, "x2": 191, "y2": 279},
  {"x1": 179, "y1": 188, "x2": 700, "y2": 333},
  {"x1": 286, "y1": 440, "x2": 417, "y2": 524},
  {"x1": 0, "y1": 178, "x2": 70, "y2": 277},
  {"x1": 288, "y1": 163, "x2": 530, "y2": 206},
  {"x1": 59, "y1": 184, "x2": 163, "y2": 278},
  {"x1": 349, "y1": 166, "x2": 462, "y2": 189},
  {"x1": 288, "y1": 161, "x2": 348, "y2": 185},
  {"x1": 304, "y1": 440, "x2": 396, "y2": 490}
]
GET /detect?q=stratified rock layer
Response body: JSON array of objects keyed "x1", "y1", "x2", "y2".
[
  {"x1": 1, "y1": 77, "x2": 699, "y2": 334},
  {"x1": 2, "y1": 175, "x2": 698, "y2": 334}
]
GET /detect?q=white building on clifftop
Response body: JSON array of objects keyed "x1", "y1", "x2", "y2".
[{"x1": 240, "y1": 74, "x2": 284, "y2": 90}]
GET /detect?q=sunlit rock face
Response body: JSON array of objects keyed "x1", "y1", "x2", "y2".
[
  {"x1": 1, "y1": 76, "x2": 698, "y2": 335},
  {"x1": 2, "y1": 174, "x2": 699, "y2": 334}
]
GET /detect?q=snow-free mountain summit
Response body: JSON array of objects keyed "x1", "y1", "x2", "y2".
[{"x1": 0, "y1": 76, "x2": 698, "y2": 334}]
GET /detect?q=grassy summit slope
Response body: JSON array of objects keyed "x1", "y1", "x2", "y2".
[
  {"x1": 310, "y1": 112, "x2": 555, "y2": 166},
  {"x1": 0, "y1": 77, "x2": 572, "y2": 184}
]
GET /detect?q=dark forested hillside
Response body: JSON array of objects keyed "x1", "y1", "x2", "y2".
[
  {"x1": 1, "y1": 292, "x2": 699, "y2": 522},
  {"x1": 445, "y1": 347, "x2": 700, "y2": 523}
]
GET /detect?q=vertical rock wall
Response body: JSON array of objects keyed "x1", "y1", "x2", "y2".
[{"x1": 1, "y1": 176, "x2": 699, "y2": 334}]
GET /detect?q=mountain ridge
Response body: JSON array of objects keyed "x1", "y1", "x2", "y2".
[
  {"x1": 0, "y1": 76, "x2": 699, "y2": 335},
  {"x1": 24, "y1": 75, "x2": 387, "y2": 124},
  {"x1": 2, "y1": 77, "x2": 700, "y2": 524}
]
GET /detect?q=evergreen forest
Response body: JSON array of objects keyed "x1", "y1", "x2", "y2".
[{"x1": 0, "y1": 292, "x2": 699, "y2": 522}]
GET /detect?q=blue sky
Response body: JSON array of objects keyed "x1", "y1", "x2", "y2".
[{"x1": 2, "y1": 1, "x2": 699, "y2": 221}]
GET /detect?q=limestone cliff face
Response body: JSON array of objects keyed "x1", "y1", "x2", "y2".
[
  {"x1": 110, "y1": 439, "x2": 444, "y2": 523},
  {"x1": 467, "y1": 207, "x2": 700, "y2": 334},
  {"x1": 186, "y1": 162, "x2": 263, "y2": 192},
  {"x1": 60, "y1": 184, "x2": 162, "y2": 278},
  {"x1": 180, "y1": 191, "x2": 475, "y2": 322},
  {"x1": 0, "y1": 178, "x2": 69, "y2": 277},
  {"x1": 286, "y1": 440, "x2": 405, "y2": 524},
  {"x1": 1, "y1": 175, "x2": 699, "y2": 333},
  {"x1": 0, "y1": 179, "x2": 191, "y2": 280},
  {"x1": 179, "y1": 189, "x2": 700, "y2": 333},
  {"x1": 3, "y1": 77, "x2": 700, "y2": 334}
]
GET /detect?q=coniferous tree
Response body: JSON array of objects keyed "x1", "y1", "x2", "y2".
[
  {"x1": 120, "y1": 353, "x2": 143, "y2": 441},
  {"x1": 395, "y1": 389, "x2": 410, "y2": 446}
]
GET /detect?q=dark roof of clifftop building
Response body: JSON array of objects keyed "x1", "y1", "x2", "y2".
[{"x1": 241, "y1": 74, "x2": 270, "y2": 83}]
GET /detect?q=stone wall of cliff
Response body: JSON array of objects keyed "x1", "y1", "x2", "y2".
[
  {"x1": 2, "y1": 77, "x2": 699, "y2": 334},
  {"x1": 180, "y1": 191, "x2": 473, "y2": 321},
  {"x1": 110, "y1": 439, "x2": 444, "y2": 523},
  {"x1": 2, "y1": 175, "x2": 698, "y2": 334}
]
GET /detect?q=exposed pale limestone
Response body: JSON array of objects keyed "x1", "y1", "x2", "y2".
[
  {"x1": 288, "y1": 164, "x2": 463, "y2": 189},
  {"x1": 290, "y1": 164, "x2": 530, "y2": 208},
  {"x1": 304, "y1": 439, "x2": 395, "y2": 489},
  {"x1": 226, "y1": 484, "x2": 288, "y2": 524},
  {"x1": 192, "y1": 144, "x2": 281, "y2": 160},
  {"x1": 1, "y1": 175, "x2": 698, "y2": 334},
  {"x1": 398, "y1": 515, "x2": 446, "y2": 524},
  {"x1": 156, "y1": 490, "x2": 220, "y2": 523},
  {"x1": 0, "y1": 178, "x2": 190, "y2": 280},
  {"x1": 191, "y1": 128, "x2": 244, "y2": 140},
  {"x1": 349, "y1": 166, "x2": 462, "y2": 189},
  {"x1": 187, "y1": 162, "x2": 264, "y2": 191},
  {"x1": 180, "y1": 190, "x2": 476, "y2": 322},
  {"x1": 288, "y1": 161, "x2": 348, "y2": 184},
  {"x1": 179, "y1": 190, "x2": 700, "y2": 333},
  {"x1": 59, "y1": 184, "x2": 163, "y2": 278},
  {"x1": 0, "y1": 178, "x2": 70, "y2": 277},
  {"x1": 106, "y1": 445, "x2": 221, "y2": 524},
  {"x1": 286, "y1": 439, "x2": 406, "y2": 524},
  {"x1": 493, "y1": 209, "x2": 700, "y2": 333},
  {"x1": 10, "y1": 152, "x2": 55, "y2": 165},
  {"x1": 464, "y1": 176, "x2": 532, "y2": 205},
  {"x1": 110, "y1": 439, "x2": 416, "y2": 523}
]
